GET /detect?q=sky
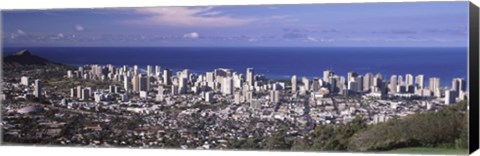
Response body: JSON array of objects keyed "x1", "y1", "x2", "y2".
[{"x1": 1, "y1": 1, "x2": 469, "y2": 47}]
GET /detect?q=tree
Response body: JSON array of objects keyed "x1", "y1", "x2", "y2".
[{"x1": 264, "y1": 129, "x2": 292, "y2": 150}]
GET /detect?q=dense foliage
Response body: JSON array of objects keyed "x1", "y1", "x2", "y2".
[{"x1": 256, "y1": 101, "x2": 468, "y2": 152}]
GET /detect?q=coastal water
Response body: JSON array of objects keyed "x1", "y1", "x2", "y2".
[{"x1": 3, "y1": 47, "x2": 468, "y2": 87}]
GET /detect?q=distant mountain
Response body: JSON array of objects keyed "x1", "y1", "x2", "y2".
[{"x1": 3, "y1": 49, "x2": 62, "y2": 67}]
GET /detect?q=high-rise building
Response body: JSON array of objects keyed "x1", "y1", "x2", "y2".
[
  {"x1": 405, "y1": 74, "x2": 414, "y2": 86},
  {"x1": 123, "y1": 65, "x2": 128, "y2": 72},
  {"x1": 445, "y1": 89, "x2": 457, "y2": 105},
  {"x1": 67, "y1": 87, "x2": 77, "y2": 99},
  {"x1": 270, "y1": 90, "x2": 280, "y2": 103},
  {"x1": 206, "y1": 72, "x2": 215, "y2": 90},
  {"x1": 222, "y1": 77, "x2": 233, "y2": 95},
  {"x1": 397, "y1": 75, "x2": 404, "y2": 85},
  {"x1": 205, "y1": 91, "x2": 214, "y2": 102},
  {"x1": 429, "y1": 77, "x2": 441, "y2": 97},
  {"x1": 132, "y1": 74, "x2": 140, "y2": 92},
  {"x1": 246, "y1": 68, "x2": 254, "y2": 86},
  {"x1": 76, "y1": 86, "x2": 82, "y2": 99},
  {"x1": 20, "y1": 76, "x2": 29, "y2": 86},
  {"x1": 415, "y1": 74, "x2": 425, "y2": 89},
  {"x1": 179, "y1": 69, "x2": 190, "y2": 82},
  {"x1": 363, "y1": 73, "x2": 373, "y2": 92},
  {"x1": 452, "y1": 78, "x2": 466, "y2": 92},
  {"x1": 81, "y1": 87, "x2": 91, "y2": 100},
  {"x1": 291, "y1": 75, "x2": 297, "y2": 93},
  {"x1": 329, "y1": 76, "x2": 338, "y2": 94},
  {"x1": 139, "y1": 74, "x2": 149, "y2": 91},
  {"x1": 163, "y1": 69, "x2": 172, "y2": 85},
  {"x1": 123, "y1": 75, "x2": 130, "y2": 92},
  {"x1": 389, "y1": 75, "x2": 398, "y2": 93},
  {"x1": 302, "y1": 77, "x2": 309, "y2": 91},
  {"x1": 156, "y1": 86, "x2": 165, "y2": 101},
  {"x1": 133, "y1": 65, "x2": 139, "y2": 75},
  {"x1": 155, "y1": 65, "x2": 161, "y2": 76},
  {"x1": 233, "y1": 73, "x2": 243, "y2": 89},
  {"x1": 147, "y1": 65, "x2": 153, "y2": 77},
  {"x1": 33, "y1": 79, "x2": 42, "y2": 98},
  {"x1": 311, "y1": 77, "x2": 321, "y2": 92},
  {"x1": 323, "y1": 70, "x2": 333, "y2": 83},
  {"x1": 67, "y1": 70, "x2": 73, "y2": 78},
  {"x1": 375, "y1": 73, "x2": 383, "y2": 80},
  {"x1": 171, "y1": 85, "x2": 179, "y2": 95},
  {"x1": 234, "y1": 91, "x2": 244, "y2": 104},
  {"x1": 347, "y1": 72, "x2": 358, "y2": 82},
  {"x1": 178, "y1": 77, "x2": 188, "y2": 94},
  {"x1": 348, "y1": 76, "x2": 363, "y2": 92}
]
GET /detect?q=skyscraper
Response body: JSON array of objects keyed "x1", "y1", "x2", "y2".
[
  {"x1": 348, "y1": 76, "x2": 363, "y2": 92},
  {"x1": 76, "y1": 86, "x2": 83, "y2": 99},
  {"x1": 206, "y1": 72, "x2": 215, "y2": 90},
  {"x1": 246, "y1": 68, "x2": 254, "y2": 86},
  {"x1": 429, "y1": 77, "x2": 441, "y2": 97},
  {"x1": 347, "y1": 72, "x2": 358, "y2": 82},
  {"x1": 291, "y1": 75, "x2": 297, "y2": 93},
  {"x1": 81, "y1": 87, "x2": 91, "y2": 101},
  {"x1": 133, "y1": 65, "x2": 139, "y2": 75},
  {"x1": 132, "y1": 74, "x2": 140, "y2": 92},
  {"x1": 405, "y1": 74, "x2": 414, "y2": 86},
  {"x1": 147, "y1": 65, "x2": 153, "y2": 77},
  {"x1": 222, "y1": 77, "x2": 233, "y2": 95},
  {"x1": 302, "y1": 77, "x2": 309, "y2": 91},
  {"x1": 163, "y1": 69, "x2": 172, "y2": 85},
  {"x1": 156, "y1": 86, "x2": 165, "y2": 101},
  {"x1": 389, "y1": 75, "x2": 398, "y2": 94},
  {"x1": 329, "y1": 76, "x2": 338, "y2": 94},
  {"x1": 34, "y1": 79, "x2": 42, "y2": 98},
  {"x1": 270, "y1": 90, "x2": 280, "y2": 103},
  {"x1": 415, "y1": 74, "x2": 425, "y2": 89},
  {"x1": 155, "y1": 65, "x2": 161, "y2": 76},
  {"x1": 233, "y1": 73, "x2": 243, "y2": 89},
  {"x1": 312, "y1": 77, "x2": 321, "y2": 92},
  {"x1": 123, "y1": 75, "x2": 130, "y2": 92},
  {"x1": 323, "y1": 70, "x2": 333, "y2": 83},
  {"x1": 70, "y1": 88, "x2": 76, "y2": 98},
  {"x1": 139, "y1": 74, "x2": 149, "y2": 92},
  {"x1": 397, "y1": 75, "x2": 404, "y2": 85},
  {"x1": 445, "y1": 89, "x2": 457, "y2": 105},
  {"x1": 363, "y1": 73, "x2": 373, "y2": 92},
  {"x1": 452, "y1": 78, "x2": 466, "y2": 92},
  {"x1": 178, "y1": 77, "x2": 188, "y2": 94}
]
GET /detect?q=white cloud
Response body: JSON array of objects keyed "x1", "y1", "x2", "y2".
[
  {"x1": 75, "y1": 24, "x2": 84, "y2": 31},
  {"x1": 129, "y1": 7, "x2": 256, "y2": 27},
  {"x1": 306, "y1": 36, "x2": 318, "y2": 42},
  {"x1": 57, "y1": 33, "x2": 64, "y2": 38},
  {"x1": 17, "y1": 29, "x2": 27, "y2": 35},
  {"x1": 270, "y1": 15, "x2": 290, "y2": 20},
  {"x1": 200, "y1": 11, "x2": 222, "y2": 16},
  {"x1": 248, "y1": 38, "x2": 259, "y2": 42},
  {"x1": 183, "y1": 32, "x2": 200, "y2": 39}
]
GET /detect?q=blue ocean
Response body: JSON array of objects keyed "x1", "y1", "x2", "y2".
[{"x1": 3, "y1": 47, "x2": 468, "y2": 87}]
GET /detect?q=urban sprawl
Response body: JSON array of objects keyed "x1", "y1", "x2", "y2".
[{"x1": 2, "y1": 64, "x2": 468, "y2": 149}]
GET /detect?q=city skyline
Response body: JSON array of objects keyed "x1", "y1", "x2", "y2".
[{"x1": 3, "y1": 2, "x2": 468, "y2": 47}]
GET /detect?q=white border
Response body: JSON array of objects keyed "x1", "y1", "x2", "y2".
[{"x1": 0, "y1": 0, "x2": 479, "y2": 156}]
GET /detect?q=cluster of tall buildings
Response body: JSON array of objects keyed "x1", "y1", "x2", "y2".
[
  {"x1": 70, "y1": 86, "x2": 92, "y2": 101},
  {"x1": 18, "y1": 76, "x2": 42, "y2": 98},
  {"x1": 65, "y1": 64, "x2": 468, "y2": 106}
]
